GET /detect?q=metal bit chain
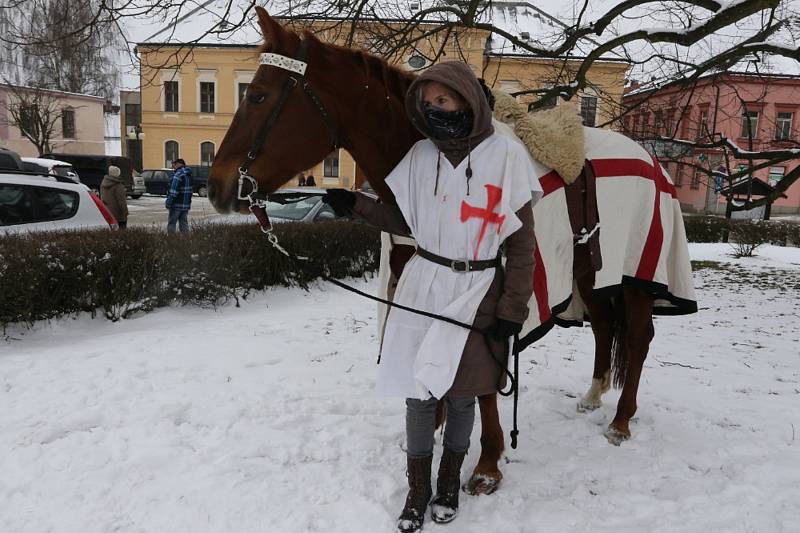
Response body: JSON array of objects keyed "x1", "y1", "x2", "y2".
[{"x1": 265, "y1": 230, "x2": 291, "y2": 258}]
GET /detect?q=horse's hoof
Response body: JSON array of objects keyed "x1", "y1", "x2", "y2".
[
  {"x1": 577, "y1": 397, "x2": 602, "y2": 413},
  {"x1": 604, "y1": 425, "x2": 630, "y2": 446},
  {"x1": 462, "y1": 472, "x2": 502, "y2": 496}
]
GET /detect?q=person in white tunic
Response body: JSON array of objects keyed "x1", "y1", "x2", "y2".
[{"x1": 323, "y1": 62, "x2": 541, "y2": 533}]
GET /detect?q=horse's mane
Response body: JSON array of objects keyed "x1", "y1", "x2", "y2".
[{"x1": 258, "y1": 36, "x2": 416, "y2": 102}]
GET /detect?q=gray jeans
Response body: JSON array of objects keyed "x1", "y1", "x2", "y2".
[
  {"x1": 406, "y1": 396, "x2": 476, "y2": 458},
  {"x1": 167, "y1": 209, "x2": 189, "y2": 233}
]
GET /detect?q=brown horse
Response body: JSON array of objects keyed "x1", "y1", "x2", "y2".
[{"x1": 209, "y1": 7, "x2": 682, "y2": 495}]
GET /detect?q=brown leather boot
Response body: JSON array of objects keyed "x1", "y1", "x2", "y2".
[
  {"x1": 430, "y1": 448, "x2": 466, "y2": 524},
  {"x1": 397, "y1": 454, "x2": 433, "y2": 533}
]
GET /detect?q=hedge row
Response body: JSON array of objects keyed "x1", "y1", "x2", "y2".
[
  {"x1": 1, "y1": 215, "x2": 797, "y2": 328},
  {"x1": 0, "y1": 221, "x2": 380, "y2": 328},
  {"x1": 682, "y1": 215, "x2": 800, "y2": 246}
]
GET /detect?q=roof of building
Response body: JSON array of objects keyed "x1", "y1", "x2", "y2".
[{"x1": 721, "y1": 176, "x2": 788, "y2": 199}]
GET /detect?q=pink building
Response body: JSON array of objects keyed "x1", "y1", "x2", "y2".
[
  {"x1": 0, "y1": 84, "x2": 106, "y2": 157},
  {"x1": 622, "y1": 72, "x2": 800, "y2": 216}
]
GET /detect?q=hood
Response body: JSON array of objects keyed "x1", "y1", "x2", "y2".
[
  {"x1": 405, "y1": 61, "x2": 494, "y2": 155},
  {"x1": 101, "y1": 174, "x2": 124, "y2": 187}
]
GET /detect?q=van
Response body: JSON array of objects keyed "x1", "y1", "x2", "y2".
[{"x1": 41, "y1": 153, "x2": 143, "y2": 198}]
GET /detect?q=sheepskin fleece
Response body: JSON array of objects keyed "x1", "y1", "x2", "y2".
[{"x1": 491, "y1": 90, "x2": 585, "y2": 184}]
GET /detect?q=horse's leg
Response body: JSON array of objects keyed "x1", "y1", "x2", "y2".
[
  {"x1": 605, "y1": 286, "x2": 654, "y2": 445},
  {"x1": 463, "y1": 393, "x2": 504, "y2": 495},
  {"x1": 575, "y1": 273, "x2": 614, "y2": 412}
]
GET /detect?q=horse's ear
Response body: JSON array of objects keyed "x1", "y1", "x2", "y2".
[{"x1": 255, "y1": 6, "x2": 283, "y2": 45}]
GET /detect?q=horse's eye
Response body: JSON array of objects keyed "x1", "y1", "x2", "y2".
[{"x1": 248, "y1": 92, "x2": 266, "y2": 104}]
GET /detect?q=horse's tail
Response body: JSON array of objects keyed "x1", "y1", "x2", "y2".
[{"x1": 610, "y1": 295, "x2": 628, "y2": 389}]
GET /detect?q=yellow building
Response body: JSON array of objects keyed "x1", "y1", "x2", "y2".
[{"x1": 137, "y1": 4, "x2": 629, "y2": 188}]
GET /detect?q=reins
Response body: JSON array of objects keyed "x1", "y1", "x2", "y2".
[{"x1": 235, "y1": 39, "x2": 523, "y2": 449}]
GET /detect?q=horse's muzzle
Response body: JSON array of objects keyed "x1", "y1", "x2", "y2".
[{"x1": 207, "y1": 181, "x2": 237, "y2": 214}]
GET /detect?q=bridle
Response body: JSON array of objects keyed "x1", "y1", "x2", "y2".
[{"x1": 236, "y1": 38, "x2": 346, "y2": 217}]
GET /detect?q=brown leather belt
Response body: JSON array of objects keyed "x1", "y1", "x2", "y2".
[{"x1": 415, "y1": 246, "x2": 500, "y2": 273}]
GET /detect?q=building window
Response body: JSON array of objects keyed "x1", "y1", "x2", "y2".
[
  {"x1": 674, "y1": 164, "x2": 684, "y2": 187},
  {"x1": 499, "y1": 79, "x2": 521, "y2": 95},
  {"x1": 200, "y1": 81, "x2": 215, "y2": 113},
  {"x1": 165, "y1": 140, "x2": 179, "y2": 167},
  {"x1": 768, "y1": 166, "x2": 785, "y2": 185},
  {"x1": 323, "y1": 149, "x2": 339, "y2": 177},
  {"x1": 740, "y1": 110, "x2": 759, "y2": 139},
  {"x1": 125, "y1": 103, "x2": 141, "y2": 127},
  {"x1": 691, "y1": 170, "x2": 702, "y2": 189},
  {"x1": 775, "y1": 112, "x2": 793, "y2": 141},
  {"x1": 580, "y1": 96, "x2": 597, "y2": 127},
  {"x1": 164, "y1": 81, "x2": 179, "y2": 113},
  {"x1": 200, "y1": 141, "x2": 215, "y2": 166},
  {"x1": 653, "y1": 111, "x2": 664, "y2": 136},
  {"x1": 697, "y1": 108, "x2": 709, "y2": 139},
  {"x1": 61, "y1": 108, "x2": 75, "y2": 138},
  {"x1": 237, "y1": 83, "x2": 249, "y2": 108},
  {"x1": 19, "y1": 105, "x2": 36, "y2": 136}
]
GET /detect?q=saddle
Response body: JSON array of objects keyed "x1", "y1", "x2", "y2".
[{"x1": 565, "y1": 161, "x2": 602, "y2": 279}]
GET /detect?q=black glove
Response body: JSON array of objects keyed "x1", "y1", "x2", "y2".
[
  {"x1": 321, "y1": 188, "x2": 356, "y2": 217},
  {"x1": 491, "y1": 318, "x2": 522, "y2": 340}
]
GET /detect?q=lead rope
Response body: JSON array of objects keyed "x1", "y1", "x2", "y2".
[{"x1": 249, "y1": 200, "x2": 522, "y2": 449}]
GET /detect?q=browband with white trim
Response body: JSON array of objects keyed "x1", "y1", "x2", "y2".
[{"x1": 259, "y1": 53, "x2": 307, "y2": 76}]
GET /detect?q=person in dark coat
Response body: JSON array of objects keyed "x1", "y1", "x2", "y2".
[
  {"x1": 323, "y1": 62, "x2": 538, "y2": 532},
  {"x1": 297, "y1": 172, "x2": 306, "y2": 186},
  {"x1": 305, "y1": 174, "x2": 316, "y2": 187},
  {"x1": 100, "y1": 165, "x2": 128, "y2": 229}
]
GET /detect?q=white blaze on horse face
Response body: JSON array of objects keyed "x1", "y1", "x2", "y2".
[{"x1": 577, "y1": 370, "x2": 611, "y2": 412}]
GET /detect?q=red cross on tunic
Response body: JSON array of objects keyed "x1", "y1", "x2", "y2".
[{"x1": 460, "y1": 184, "x2": 506, "y2": 260}]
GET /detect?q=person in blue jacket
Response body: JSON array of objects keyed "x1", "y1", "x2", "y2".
[{"x1": 166, "y1": 158, "x2": 193, "y2": 233}]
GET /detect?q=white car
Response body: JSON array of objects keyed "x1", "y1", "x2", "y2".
[
  {"x1": 0, "y1": 172, "x2": 118, "y2": 234},
  {"x1": 21, "y1": 156, "x2": 81, "y2": 184}
]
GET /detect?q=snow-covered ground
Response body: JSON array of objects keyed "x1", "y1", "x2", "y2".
[{"x1": 2, "y1": 244, "x2": 799, "y2": 533}]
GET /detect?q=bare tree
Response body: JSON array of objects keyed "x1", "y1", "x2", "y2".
[
  {"x1": 0, "y1": 83, "x2": 66, "y2": 155},
  {"x1": 1, "y1": 0, "x2": 121, "y2": 99},
  {"x1": 4, "y1": 0, "x2": 797, "y2": 211}
]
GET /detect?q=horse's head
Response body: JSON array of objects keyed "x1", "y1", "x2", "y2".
[{"x1": 208, "y1": 7, "x2": 339, "y2": 213}]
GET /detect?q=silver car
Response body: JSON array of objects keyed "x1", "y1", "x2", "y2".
[{"x1": 266, "y1": 188, "x2": 342, "y2": 223}]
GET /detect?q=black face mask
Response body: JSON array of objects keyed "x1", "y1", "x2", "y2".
[{"x1": 422, "y1": 104, "x2": 474, "y2": 140}]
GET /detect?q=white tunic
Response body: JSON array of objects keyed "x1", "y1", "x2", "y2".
[{"x1": 377, "y1": 131, "x2": 542, "y2": 399}]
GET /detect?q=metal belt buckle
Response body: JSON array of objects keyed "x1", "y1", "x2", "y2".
[{"x1": 450, "y1": 260, "x2": 469, "y2": 273}]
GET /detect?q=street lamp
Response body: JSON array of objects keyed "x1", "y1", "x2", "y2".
[{"x1": 127, "y1": 123, "x2": 145, "y2": 141}]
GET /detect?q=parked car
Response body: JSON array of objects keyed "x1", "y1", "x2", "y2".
[
  {"x1": 21, "y1": 157, "x2": 80, "y2": 183},
  {"x1": 142, "y1": 166, "x2": 209, "y2": 197},
  {"x1": 0, "y1": 148, "x2": 25, "y2": 171},
  {"x1": 0, "y1": 171, "x2": 118, "y2": 233},
  {"x1": 265, "y1": 188, "x2": 364, "y2": 223},
  {"x1": 40, "y1": 153, "x2": 143, "y2": 199},
  {"x1": 141, "y1": 168, "x2": 172, "y2": 195},
  {"x1": 187, "y1": 165, "x2": 210, "y2": 197},
  {"x1": 131, "y1": 173, "x2": 145, "y2": 198}
]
